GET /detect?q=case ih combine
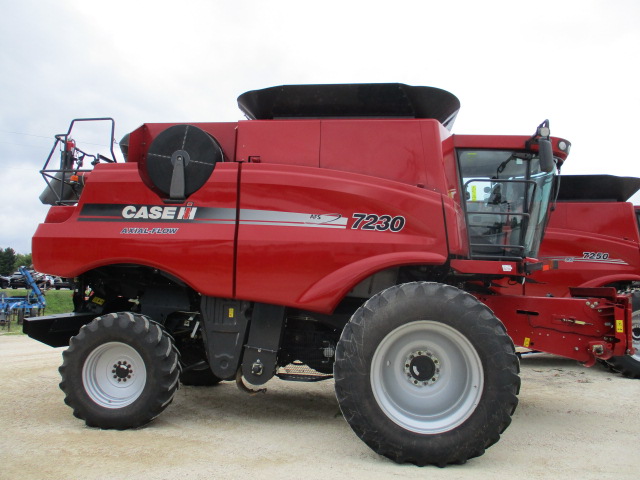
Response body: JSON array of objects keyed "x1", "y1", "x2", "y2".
[
  {"x1": 509, "y1": 174, "x2": 640, "y2": 378},
  {"x1": 24, "y1": 84, "x2": 635, "y2": 466}
]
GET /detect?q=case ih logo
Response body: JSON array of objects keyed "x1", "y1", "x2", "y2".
[
  {"x1": 79, "y1": 203, "x2": 200, "y2": 223},
  {"x1": 121, "y1": 204, "x2": 197, "y2": 220}
]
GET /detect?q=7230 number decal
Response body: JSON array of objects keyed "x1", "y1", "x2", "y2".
[
  {"x1": 582, "y1": 251, "x2": 609, "y2": 260},
  {"x1": 351, "y1": 213, "x2": 406, "y2": 232}
]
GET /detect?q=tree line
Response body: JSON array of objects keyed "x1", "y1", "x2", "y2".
[{"x1": 0, "y1": 247, "x2": 33, "y2": 276}]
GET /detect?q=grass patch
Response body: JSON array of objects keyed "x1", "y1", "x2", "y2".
[
  {"x1": 1, "y1": 288, "x2": 74, "y2": 335},
  {"x1": 1, "y1": 288, "x2": 74, "y2": 315}
]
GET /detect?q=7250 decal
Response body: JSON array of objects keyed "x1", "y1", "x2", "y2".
[
  {"x1": 582, "y1": 251, "x2": 609, "y2": 260},
  {"x1": 351, "y1": 213, "x2": 406, "y2": 232}
]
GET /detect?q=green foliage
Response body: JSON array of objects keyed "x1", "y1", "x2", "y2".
[
  {"x1": 0, "y1": 248, "x2": 17, "y2": 276},
  {"x1": 1, "y1": 288, "x2": 73, "y2": 335},
  {"x1": 14, "y1": 253, "x2": 33, "y2": 271},
  {"x1": 1, "y1": 288, "x2": 73, "y2": 315},
  {"x1": 43, "y1": 289, "x2": 74, "y2": 314}
]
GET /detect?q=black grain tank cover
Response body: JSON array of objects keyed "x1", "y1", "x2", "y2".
[
  {"x1": 237, "y1": 83, "x2": 460, "y2": 130},
  {"x1": 556, "y1": 174, "x2": 640, "y2": 202}
]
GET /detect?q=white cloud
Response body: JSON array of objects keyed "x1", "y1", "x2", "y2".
[{"x1": 2, "y1": 0, "x2": 639, "y2": 254}]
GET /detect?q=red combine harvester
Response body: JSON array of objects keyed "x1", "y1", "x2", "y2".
[
  {"x1": 506, "y1": 174, "x2": 640, "y2": 378},
  {"x1": 24, "y1": 84, "x2": 634, "y2": 466}
]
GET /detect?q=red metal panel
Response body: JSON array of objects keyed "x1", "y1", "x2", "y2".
[
  {"x1": 32, "y1": 162, "x2": 239, "y2": 298},
  {"x1": 320, "y1": 119, "x2": 433, "y2": 187},
  {"x1": 451, "y1": 258, "x2": 520, "y2": 276},
  {"x1": 235, "y1": 163, "x2": 448, "y2": 312},
  {"x1": 236, "y1": 120, "x2": 320, "y2": 166},
  {"x1": 453, "y1": 134, "x2": 570, "y2": 161},
  {"x1": 559, "y1": 201, "x2": 640, "y2": 243},
  {"x1": 522, "y1": 201, "x2": 640, "y2": 297},
  {"x1": 480, "y1": 292, "x2": 632, "y2": 364}
]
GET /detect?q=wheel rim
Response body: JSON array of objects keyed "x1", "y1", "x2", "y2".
[
  {"x1": 82, "y1": 342, "x2": 147, "y2": 409},
  {"x1": 631, "y1": 310, "x2": 640, "y2": 362},
  {"x1": 370, "y1": 320, "x2": 484, "y2": 434}
]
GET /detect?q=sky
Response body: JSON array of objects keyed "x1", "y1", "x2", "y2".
[{"x1": 1, "y1": 0, "x2": 639, "y2": 254}]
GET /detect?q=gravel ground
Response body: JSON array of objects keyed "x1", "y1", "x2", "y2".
[{"x1": 0, "y1": 334, "x2": 637, "y2": 480}]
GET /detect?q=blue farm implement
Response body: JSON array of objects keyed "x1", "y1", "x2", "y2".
[{"x1": 0, "y1": 267, "x2": 46, "y2": 331}]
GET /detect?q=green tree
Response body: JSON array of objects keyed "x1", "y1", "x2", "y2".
[
  {"x1": 14, "y1": 253, "x2": 33, "y2": 271},
  {"x1": 0, "y1": 247, "x2": 17, "y2": 275}
]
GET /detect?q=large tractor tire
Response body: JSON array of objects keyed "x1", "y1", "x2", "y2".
[
  {"x1": 59, "y1": 312, "x2": 181, "y2": 429},
  {"x1": 334, "y1": 282, "x2": 520, "y2": 466},
  {"x1": 605, "y1": 292, "x2": 640, "y2": 379}
]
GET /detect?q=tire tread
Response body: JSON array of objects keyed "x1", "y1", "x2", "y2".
[
  {"x1": 59, "y1": 312, "x2": 181, "y2": 429},
  {"x1": 334, "y1": 282, "x2": 520, "y2": 466}
]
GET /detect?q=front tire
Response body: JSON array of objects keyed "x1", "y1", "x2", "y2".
[
  {"x1": 59, "y1": 312, "x2": 181, "y2": 429},
  {"x1": 334, "y1": 282, "x2": 520, "y2": 466}
]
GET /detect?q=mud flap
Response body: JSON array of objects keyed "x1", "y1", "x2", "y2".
[
  {"x1": 200, "y1": 297, "x2": 249, "y2": 380},
  {"x1": 241, "y1": 303, "x2": 286, "y2": 385}
]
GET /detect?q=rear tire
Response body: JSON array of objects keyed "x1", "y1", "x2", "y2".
[
  {"x1": 605, "y1": 292, "x2": 640, "y2": 379},
  {"x1": 59, "y1": 312, "x2": 181, "y2": 429},
  {"x1": 334, "y1": 282, "x2": 520, "y2": 466}
]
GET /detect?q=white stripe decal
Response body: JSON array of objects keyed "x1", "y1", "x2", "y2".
[
  {"x1": 239, "y1": 209, "x2": 347, "y2": 228},
  {"x1": 238, "y1": 221, "x2": 346, "y2": 229},
  {"x1": 541, "y1": 256, "x2": 630, "y2": 266}
]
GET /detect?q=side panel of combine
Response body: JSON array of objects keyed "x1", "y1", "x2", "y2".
[
  {"x1": 235, "y1": 163, "x2": 449, "y2": 311},
  {"x1": 520, "y1": 201, "x2": 640, "y2": 297},
  {"x1": 233, "y1": 119, "x2": 452, "y2": 311},
  {"x1": 32, "y1": 162, "x2": 240, "y2": 298}
]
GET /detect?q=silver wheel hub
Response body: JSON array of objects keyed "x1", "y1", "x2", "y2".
[
  {"x1": 113, "y1": 361, "x2": 134, "y2": 382},
  {"x1": 403, "y1": 350, "x2": 440, "y2": 386},
  {"x1": 371, "y1": 320, "x2": 484, "y2": 434},
  {"x1": 82, "y1": 342, "x2": 147, "y2": 409}
]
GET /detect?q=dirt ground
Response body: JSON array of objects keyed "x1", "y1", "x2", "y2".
[{"x1": 0, "y1": 334, "x2": 637, "y2": 480}]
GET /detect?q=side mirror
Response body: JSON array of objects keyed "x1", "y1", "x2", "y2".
[{"x1": 538, "y1": 137, "x2": 555, "y2": 173}]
